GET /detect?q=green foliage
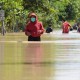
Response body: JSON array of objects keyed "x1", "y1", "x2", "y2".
[{"x1": 0, "y1": 0, "x2": 80, "y2": 31}]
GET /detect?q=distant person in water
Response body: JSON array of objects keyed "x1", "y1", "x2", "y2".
[
  {"x1": 62, "y1": 19, "x2": 72, "y2": 33},
  {"x1": 77, "y1": 22, "x2": 80, "y2": 33},
  {"x1": 72, "y1": 20, "x2": 78, "y2": 30},
  {"x1": 46, "y1": 24, "x2": 53, "y2": 33},
  {"x1": 25, "y1": 12, "x2": 44, "y2": 41}
]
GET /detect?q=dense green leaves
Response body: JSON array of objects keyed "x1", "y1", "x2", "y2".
[
  {"x1": 0, "y1": 0, "x2": 80, "y2": 31},
  {"x1": 23, "y1": 0, "x2": 80, "y2": 27}
]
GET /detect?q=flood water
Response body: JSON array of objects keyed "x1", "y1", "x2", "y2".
[{"x1": 0, "y1": 30, "x2": 80, "y2": 80}]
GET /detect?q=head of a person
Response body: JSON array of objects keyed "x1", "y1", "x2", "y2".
[
  {"x1": 29, "y1": 13, "x2": 37, "y2": 22},
  {"x1": 62, "y1": 19, "x2": 66, "y2": 23}
]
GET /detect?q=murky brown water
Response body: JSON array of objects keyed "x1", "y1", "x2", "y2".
[{"x1": 0, "y1": 30, "x2": 80, "y2": 80}]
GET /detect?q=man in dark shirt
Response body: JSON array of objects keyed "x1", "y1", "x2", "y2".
[{"x1": 46, "y1": 24, "x2": 53, "y2": 33}]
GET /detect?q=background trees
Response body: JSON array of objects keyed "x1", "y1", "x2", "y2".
[{"x1": 0, "y1": 0, "x2": 80, "y2": 32}]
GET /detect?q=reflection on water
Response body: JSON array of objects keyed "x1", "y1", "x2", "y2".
[
  {"x1": 23, "y1": 43, "x2": 55, "y2": 80},
  {"x1": 54, "y1": 43, "x2": 80, "y2": 80},
  {"x1": 0, "y1": 30, "x2": 80, "y2": 80},
  {"x1": 0, "y1": 42, "x2": 56, "y2": 80},
  {"x1": 24, "y1": 43, "x2": 43, "y2": 63}
]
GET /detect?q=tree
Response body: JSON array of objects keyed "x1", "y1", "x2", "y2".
[
  {"x1": 0, "y1": 0, "x2": 80, "y2": 31},
  {"x1": 0, "y1": 0, "x2": 26, "y2": 32}
]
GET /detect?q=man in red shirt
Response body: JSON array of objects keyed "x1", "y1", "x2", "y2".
[
  {"x1": 62, "y1": 19, "x2": 71, "y2": 33},
  {"x1": 25, "y1": 13, "x2": 44, "y2": 41}
]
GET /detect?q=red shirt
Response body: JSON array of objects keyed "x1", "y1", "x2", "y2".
[
  {"x1": 62, "y1": 21, "x2": 71, "y2": 33},
  {"x1": 25, "y1": 13, "x2": 44, "y2": 37},
  {"x1": 25, "y1": 21, "x2": 44, "y2": 37}
]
